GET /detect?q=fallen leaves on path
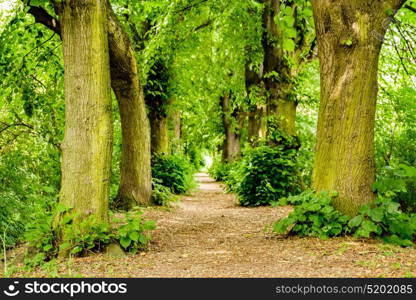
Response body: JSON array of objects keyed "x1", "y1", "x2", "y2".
[{"x1": 10, "y1": 173, "x2": 416, "y2": 278}]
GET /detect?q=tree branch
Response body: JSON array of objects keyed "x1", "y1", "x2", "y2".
[
  {"x1": 404, "y1": 4, "x2": 416, "y2": 13},
  {"x1": 27, "y1": 5, "x2": 61, "y2": 36}
]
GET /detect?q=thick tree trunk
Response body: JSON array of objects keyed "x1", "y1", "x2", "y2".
[
  {"x1": 170, "y1": 109, "x2": 182, "y2": 153},
  {"x1": 220, "y1": 95, "x2": 241, "y2": 163},
  {"x1": 59, "y1": 0, "x2": 112, "y2": 222},
  {"x1": 245, "y1": 63, "x2": 266, "y2": 144},
  {"x1": 106, "y1": 4, "x2": 152, "y2": 209},
  {"x1": 150, "y1": 113, "x2": 169, "y2": 154},
  {"x1": 311, "y1": 0, "x2": 404, "y2": 216},
  {"x1": 262, "y1": 0, "x2": 298, "y2": 137},
  {"x1": 248, "y1": 105, "x2": 267, "y2": 145},
  {"x1": 267, "y1": 88, "x2": 297, "y2": 137},
  {"x1": 29, "y1": 2, "x2": 153, "y2": 209},
  {"x1": 173, "y1": 110, "x2": 181, "y2": 141}
]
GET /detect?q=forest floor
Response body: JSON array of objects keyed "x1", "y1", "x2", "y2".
[{"x1": 9, "y1": 173, "x2": 416, "y2": 277}]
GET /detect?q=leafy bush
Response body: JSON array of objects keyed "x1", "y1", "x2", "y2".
[
  {"x1": 235, "y1": 145, "x2": 301, "y2": 206},
  {"x1": 24, "y1": 205, "x2": 156, "y2": 263},
  {"x1": 151, "y1": 153, "x2": 194, "y2": 194},
  {"x1": 274, "y1": 190, "x2": 416, "y2": 247},
  {"x1": 0, "y1": 149, "x2": 60, "y2": 248},
  {"x1": 208, "y1": 158, "x2": 232, "y2": 182},
  {"x1": 186, "y1": 145, "x2": 205, "y2": 170},
  {"x1": 116, "y1": 211, "x2": 156, "y2": 254},
  {"x1": 274, "y1": 191, "x2": 349, "y2": 238},
  {"x1": 59, "y1": 216, "x2": 112, "y2": 256},
  {"x1": 348, "y1": 197, "x2": 416, "y2": 247},
  {"x1": 151, "y1": 178, "x2": 177, "y2": 206},
  {"x1": 23, "y1": 205, "x2": 57, "y2": 263},
  {"x1": 373, "y1": 164, "x2": 416, "y2": 213}
]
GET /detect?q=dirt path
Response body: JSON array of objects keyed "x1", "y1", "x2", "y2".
[{"x1": 16, "y1": 173, "x2": 416, "y2": 277}]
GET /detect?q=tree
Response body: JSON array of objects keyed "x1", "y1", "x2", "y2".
[
  {"x1": 107, "y1": 3, "x2": 152, "y2": 209},
  {"x1": 311, "y1": 0, "x2": 406, "y2": 216},
  {"x1": 220, "y1": 93, "x2": 244, "y2": 162},
  {"x1": 27, "y1": 1, "x2": 153, "y2": 209},
  {"x1": 145, "y1": 58, "x2": 170, "y2": 155},
  {"x1": 261, "y1": 0, "x2": 315, "y2": 137},
  {"x1": 58, "y1": 0, "x2": 112, "y2": 223}
]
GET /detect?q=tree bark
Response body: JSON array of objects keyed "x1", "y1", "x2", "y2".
[
  {"x1": 150, "y1": 113, "x2": 169, "y2": 154},
  {"x1": 262, "y1": 0, "x2": 298, "y2": 136},
  {"x1": 261, "y1": 0, "x2": 315, "y2": 137},
  {"x1": 173, "y1": 110, "x2": 181, "y2": 141},
  {"x1": 59, "y1": 0, "x2": 112, "y2": 222},
  {"x1": 170, "y1": 108, "x2": 182, "y2": 153},
  {"x1": 106, "y1": 4, "x2": 152, "y2": 209},
  {"x1": 28, "y1": 2, "x2": 153, "y2": 209},
  {"x1": 266, "y1": 86, "x2": 297, "y2": 136},
  {"x1": 311, "y1": 0, "x2": 405, "y2": 216},
  {"x1": 220, "y1": 94, "x2": 242, "y2": 163},
  {"x1": 245, "y1": 64, "x2": 266, "y2": 144},
  {"x1": 248, "y1": 105, "x2": 267, "y2": 144}
]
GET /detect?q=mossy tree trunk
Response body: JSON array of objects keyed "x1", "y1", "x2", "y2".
[
  {"x1": 150, "y1": 112, "x2": 169, "y2": 154},
  {"x1": 170, "y1": 106, "x2": 182, "y2": 153},
  {"x1": 262, "y1": 0, "x2": 297, "y2": 136},
  {"x1": 220, "y1": 94, "x2": 243, "y2": 163},
  {"x1": 311, "y1": 0, "x2": 405, "y2": 216},
  {"x1": 248, "y1": 105, "x2": 267, "y2": 145},
  {"x1": 59, "y1": 0, "x2": 112, "y2": 223},
  {"x1": 261, "y1": 0, "x2": 315, "y2": 137},
  {"x1": 245, "y1": 65, "x2": 267, "y2": 145},
  {"x1": 145, "y1": 60, "x2": 171, "y2": 155},
  {"x1": 173, "y1": 110, "x2": 181, "y2": 141},
  {"x1": 265, "y1": 83, "x2": 297, "y2": 136},
  {"x1": 29, "y1": 1, "x2": 153, "y2": 210},
  {"x1": 107, "y1": 3, "x2": 152, "y2": 209}
]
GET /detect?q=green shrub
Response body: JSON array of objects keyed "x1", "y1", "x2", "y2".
[
  {"x1": 151, "y1": 153, "x2": 195, "y2": 194},
  {"x1": 59, "y1": 216, "x2": 112, "y2": 256},
  {"x1": 348, "y1": 197, "x2": 416, "y2": 247},
  {"x1": 373, "y1": 164, "x2": 416, "y2": 213},
  {"x1": 24, "y1": 205, "x2": 156, "y2": 263},
  {"x1": 208, "y1": 158, "x2": 232, "y2": 182},
  {"x1": 151, "y1": 178, "x2": 178, "y2": 206},
  {"x1": 186, "y1": 146, "x2": 205, "y2": 170},
  {"x1": 273, "y1": 191, "x2": 349, "y2": 238},
  {"x1": 274, "y1": 190, "x2": 416, "y2": 247},
  {"x1": 235, "y1": 145, "x2": 301, "y2": 206},
  {"x1": 0, "y1": 149, "x2": 59, "y2": 248},
  {"x1": 116, "y1": 211, "x2": 156, "y2": 254},
  {"x1": 23, "y1": 206, "x2": 57, "y2": 263}
]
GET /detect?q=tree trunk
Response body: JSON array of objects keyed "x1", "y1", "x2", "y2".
[
  {"x1": 220, "y1": 94, "x2": 241, "y2": 163},
  {"x1": 107, "y1": 4, "x2": 152, "y2": 209},
  {"x1": 59, "y1": 0, "x2": 112, "y2": 222},
  {"x1": 170, "y1": 109, "x2": 182, "y2": 153},
  {"x1": 267, "y1": 88, "x2": 297, "y2": 137},
  {"x1": 29, "y1": 1, "x2": 153, "y2": 209},
  {"x1": 150, "y1": 113, "x2": 169, "y2": 154},
  {"x1": 248, "y1": 105, "x2": 267, "y2": 145},
  {"x1": 245, "y1": 63, "x2": 266, "y2": 145},
  {"x1": 173, "y1": 110, "x2": 181, "y2": 141},
  {"x1": 262, "y1": 0, "x2": 298, "y2": 137},
  {"x1": 311, "y1": 0, "x2": 404, "y2": 216}
]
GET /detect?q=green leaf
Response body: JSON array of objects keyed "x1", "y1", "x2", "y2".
[
  {"x1": 348, "y1": 215, "x2": 364, "y2": 227},
  {"x1": 120, "y1": 237, "x2": 131, "y2": 249},
  {"x1": 70, "y1": 246, "x2": 83, "y2": 254},
  {"x1": 143, "y1": 220, "x2": 156, "y2": 230},
  {"x1": 129, "y1": 231, "x2": 140, "y2": 242},
  {"x1": 283, "y1": 38, "x2": 296, "y2": 52}
]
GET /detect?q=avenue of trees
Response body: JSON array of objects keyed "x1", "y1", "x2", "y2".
[{"x1": 0, "y1": 0, "x2": 415, "y2": 261}]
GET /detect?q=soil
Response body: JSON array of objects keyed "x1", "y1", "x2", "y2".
[{"x1": 9, "y1": 173, "x2": 416, "y2": 278}]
